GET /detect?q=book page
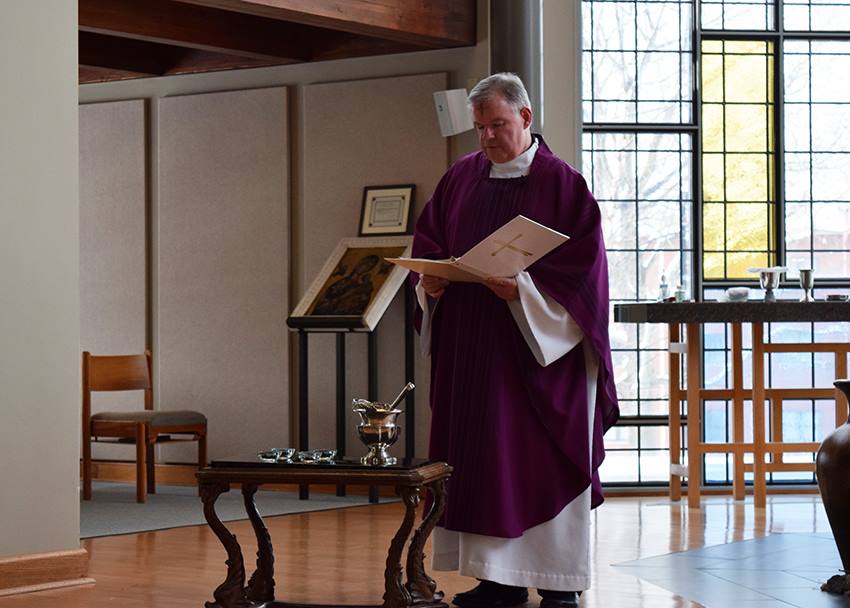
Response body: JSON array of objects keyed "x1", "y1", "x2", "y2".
[
  {"x1": 387, "y1": 215, "x2": 569, "y2": 282},
  {"x1": 457, "y1": 215, "x2": 568, "y2": 277},
  {"x1": 385, "y1": 257, "x2": 484, "y2": 282}
]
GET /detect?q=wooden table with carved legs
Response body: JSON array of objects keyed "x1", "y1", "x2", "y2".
[{"x1": 197, "y1": 459, "x2": 452, "y2": 608}]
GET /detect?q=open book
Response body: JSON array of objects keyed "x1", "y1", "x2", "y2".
[{"x1": 387, "y1": 215, "x2": 569, "y2": 282}]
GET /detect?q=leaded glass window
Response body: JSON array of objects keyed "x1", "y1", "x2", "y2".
[
  {"x1": 701, "y1": 0, "x2": 775, "y2": 30},
  {"x1": 582, "y1": 0, "x2": 850, "y2": 487},
  {"x1": 784, "y1": 41, "x2": 850, "y2": 278},
  {"x1": 702, "y1": 39, "x2": 777, "y2": 279}
]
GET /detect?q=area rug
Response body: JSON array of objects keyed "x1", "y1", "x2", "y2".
[{"x1": 81, "y1": 481, "x2": 380, "y2": 538}]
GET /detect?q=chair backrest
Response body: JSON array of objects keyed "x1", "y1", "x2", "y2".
[{"x1": 82, "y1": 351, "x2": 153, "y2": 427}]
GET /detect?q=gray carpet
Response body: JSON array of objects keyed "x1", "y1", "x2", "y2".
[{"x1": 81, "y1": 481, "x2": 379, "y2": 538}]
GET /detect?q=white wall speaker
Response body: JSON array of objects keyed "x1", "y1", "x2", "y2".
[{"x1": 433, "y1": 88, "x2": 474, "y2": 137}]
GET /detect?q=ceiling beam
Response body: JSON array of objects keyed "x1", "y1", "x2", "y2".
[
  {"x1": 79, "y1": 66, "x2": 153, "y2": 85},
  {"x1": 79, "y1": 32, "x2": 170, "y2": 76},
  {"x1": 164, "y1": 50, "x2": 283, "y2": 75},
  {"x1": 79, "y1": 0, "x2": 321, "y2": 61},
  {"x1": 173, "y1": 0, "x2": 477, "y2": 48},
  {"x1": 311, "y1": 33, "x2": 428, "y2": 62},
  {"x1": 79, "y1": 32, "x2": 280, "y2": 82}
]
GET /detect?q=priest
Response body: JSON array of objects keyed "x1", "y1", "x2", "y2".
[{"x1": 412, "y1": 73, "x2": 619, "y2": 608}]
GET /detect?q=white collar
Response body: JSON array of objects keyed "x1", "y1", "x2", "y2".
[{"x1": 489, "y1": 136, "x2": 539, "y2": 179}]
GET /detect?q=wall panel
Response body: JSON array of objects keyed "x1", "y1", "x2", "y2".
[
  {"x1": 158, "y1": 87, "x2": 290, "y2": 461},
  {"x1": 301, "y1": 73, "x2": 448, "y2": 458},
  {"x1": 79, "y1": 100, "x2": 148, "y2": 461}
]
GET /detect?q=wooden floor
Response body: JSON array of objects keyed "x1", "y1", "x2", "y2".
[{"x1": 0, "y1": 494, "x2": 834, "y2": 607}]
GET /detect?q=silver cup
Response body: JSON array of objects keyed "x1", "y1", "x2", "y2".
[
  {"x1": 352, "y1": 398, "x2": 402, "y2": 466},
  {"x1": 799, "y1": 268, "x2": 815, "y2": 302},
  {"x1": 759, "y1": 270, "x2": 782, "y2": 302}
]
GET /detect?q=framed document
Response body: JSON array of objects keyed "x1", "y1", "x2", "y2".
[
  {"x1": 287, "y1": 236, "x2": 413, "y2": 331},
  {"x1": 359, "y1": 184, "x2": 415, "y2": 236}
]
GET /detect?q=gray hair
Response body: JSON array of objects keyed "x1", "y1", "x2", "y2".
[{"x1": 468, "y1": 72, "x2": 532, "y2": 114}]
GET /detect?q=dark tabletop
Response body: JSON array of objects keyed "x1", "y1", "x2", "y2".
[
  {"x1": 198, "y1": 456, "x2": 451, "y2": 486},
  {"x1": 210, "y1": 455, "x2": 433, "y2": 471},
  {"x1": 614, "y1": 301, "x2": 850, "y2": 324}
]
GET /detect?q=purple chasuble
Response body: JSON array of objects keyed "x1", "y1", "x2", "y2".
[{"x1": 412, "y1": 137, "x2": 619, "y2": 539}]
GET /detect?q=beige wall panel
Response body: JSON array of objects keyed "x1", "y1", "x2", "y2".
[
  {"x1": 79, "y1": 100, "x2": 148, "y2": 461},
  {"x1": 158, "y1": 87, "x2": 289, "y2": 461},
  {"x1": 542, "y1": 0, "x2": 581, "y2": 166},
  {"x1": 301, "y1": 73, "x2": 448, "y2": 459},
  {"x1": 0, "y1": 0, "x2": 80, "y2": 557}
]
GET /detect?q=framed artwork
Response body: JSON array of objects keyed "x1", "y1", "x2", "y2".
[
  {"x1": 358, "y1": 184, "x2": 415, "y2": 236},
  {"x1": 287, "y1": 236, "x2": 413, "y2": 331}
]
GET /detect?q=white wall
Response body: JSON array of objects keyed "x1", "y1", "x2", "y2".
[{"x1": 0, "y1": 1, "x2": 80, "y2": 556}]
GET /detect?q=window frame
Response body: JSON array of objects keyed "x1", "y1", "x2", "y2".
[{"x1": 583, "y1": 0, "x2": 850, "y2": 487}]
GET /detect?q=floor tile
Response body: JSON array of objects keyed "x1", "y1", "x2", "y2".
[
  {"x1": 705, "y1": 568, "x2": 820, "y2": 589},
  {"x1": 614, "y1": 532, "x2": 850, "y2": 608}
]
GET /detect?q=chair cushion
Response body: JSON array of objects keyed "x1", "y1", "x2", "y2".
[{"x1": 91, "y1": 410, "x2": 207, "y2": 428}]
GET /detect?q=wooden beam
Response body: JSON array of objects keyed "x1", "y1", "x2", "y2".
[
  {"x1": 79, "y1": 32, "x2": 169, "y2": 76},
  {"x1": 79, "y1": 66, "x2": 151, "y2": 85},
  {"x1": 80, "y1": 32, "x2": 286, "y2": 84},
  {"x1": 163, "y1": 49, "x2": 284, "y2": 75},
  {"x1": 80, "y1": 0, "x2": 317, "y2": 61},
  {"x1": 311, "y1": 31, "x2": 428, "y2": 62},
  {"x1": 174, "y1": 0, "x2": 477, "y2": 47}
]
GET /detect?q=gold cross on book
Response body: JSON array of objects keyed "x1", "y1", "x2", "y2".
[{"x1": 491, "y1": 234, "x2": 533, "y2": 257}]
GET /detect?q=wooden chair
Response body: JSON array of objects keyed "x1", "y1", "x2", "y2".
[{"x1": 82, "y1": 350, "x2": 207, "y2": 503}]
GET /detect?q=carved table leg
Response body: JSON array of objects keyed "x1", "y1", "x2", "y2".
[
  {"x1": 200, "y1": 481, "x2": 250, "y2": 608},
  {"x1": 242, "y1": 484, "x2": 276, "y2": 603},
  {"x1": 405, "y1": 479, "x2": 448, "y2": 607},
  {"x1": 382, "y1": 486, "x2": 419, "y2": 608}
]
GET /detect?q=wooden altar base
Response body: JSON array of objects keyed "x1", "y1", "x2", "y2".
[{"x1": 198, "y1": 458, "x2": 452, "y2": 608}]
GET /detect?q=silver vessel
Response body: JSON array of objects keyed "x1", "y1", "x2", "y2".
[{"x1": 352, "y1": 399, "x2": 402, "y2": 466}]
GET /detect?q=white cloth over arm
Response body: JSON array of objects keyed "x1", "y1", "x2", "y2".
[
  {"x1": 508, "y1": 271, "x2": 583, "y2": 366},
  {"x1": 415, "y1": 278, "x2": 435, "y2": 356}
]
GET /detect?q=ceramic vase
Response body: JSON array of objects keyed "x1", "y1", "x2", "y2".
[{"x1": 817, "y1": 380, "x2": 850, "y2": 573}]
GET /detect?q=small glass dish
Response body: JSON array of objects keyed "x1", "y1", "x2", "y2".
[
  {"x1": 292, "y1": 449, "x2": 337, "y2": 463},
  {"x1": 827, "y1": 294, "x2": 850, "y2": 302},
  {"x1": 256, "y1": 447, "x2": 295, "y2": 463},
  {"x1": 295, "y1": 450, "x2": 318, "y2": 463},
  {"x1": 313, "y1": 449, "x2": 337, "y2": 463}
]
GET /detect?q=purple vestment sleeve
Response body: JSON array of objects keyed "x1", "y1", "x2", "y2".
[{"x1": 412, "y1": 137, "x2": 619, "y2": 538}]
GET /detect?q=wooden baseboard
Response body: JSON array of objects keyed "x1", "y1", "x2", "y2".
[
  {"x1": 84, "y1": 460, "x2": 398, "y2": 497},
  {"x1": 0, "y1": 549, "x2": 93, "y2": 597}
]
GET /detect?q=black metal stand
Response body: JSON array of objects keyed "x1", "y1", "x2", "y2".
[{"x1": 294, "y1": 284, "x2": 416, "y2": 503}]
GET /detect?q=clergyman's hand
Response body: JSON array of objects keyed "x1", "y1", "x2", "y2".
[
  {"x1": 485, "y1": 276, "x2": 519, "y2": 301},
  {"x1": 422, "y1": 274, "x2": 449, "y2": 299}
]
